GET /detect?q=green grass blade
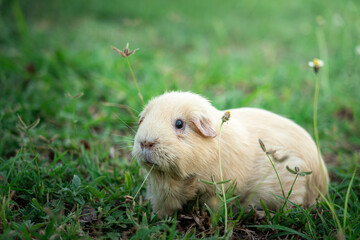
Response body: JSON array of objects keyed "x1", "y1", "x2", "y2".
[
  {"x1": 343, "y1": 169, "x2": 357, "y2": 232},
  {"x1": 247, "y1": 224, "x2": 312, "y2": 240},
  {"x1": 316, "y1": 187, "x2": 343, "y2": 236}
]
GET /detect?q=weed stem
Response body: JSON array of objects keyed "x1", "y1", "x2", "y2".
[
  {"x1": 126, "y1": 58, "x2": 144, "y2": 107},
  {"x1": 134, "y1": 165, "x2": 154, "y2": 200},
  {"x1": 313, "y1": 73, "x2": 328, "y2": 193},
  {"x1": 264, "y1": 151, "x2": 286, "y2": 208},
  {"x1": 313, "y1": 74, "x2": 320, "y2": 167},
  {"x1": 282, "y1": 173, "x2": 298, "y2": 210},
  {"x1": 218, "y1": 121, "x2": 228, "y2": 234},
  {"x1": 26, "y1": 130, "x2": 41, "y2": 188}
]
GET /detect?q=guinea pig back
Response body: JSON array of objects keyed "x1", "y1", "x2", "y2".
[{"x1": 131, "y1": 91, "x2": 329, "y2": 217}]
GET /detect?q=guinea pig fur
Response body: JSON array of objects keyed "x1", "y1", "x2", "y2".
[{"x1": 132, "y1": 91, "x2": 329, "y2": 217}]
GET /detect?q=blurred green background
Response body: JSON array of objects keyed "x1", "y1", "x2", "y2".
[
  {"x1": 1, "y1": 0, "x2": 359, "y2": 171},
  {"x1": 1, "y1": 0, "x2": 360, "y2": 238}
]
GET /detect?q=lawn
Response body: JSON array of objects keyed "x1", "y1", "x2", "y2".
[{"x1": 1, "y1": 0, "x2": 360, "y2": 239}]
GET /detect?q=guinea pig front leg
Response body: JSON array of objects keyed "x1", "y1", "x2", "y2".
[{"x1": 147, "y1": 174, "x2": 200, "y2": 218}]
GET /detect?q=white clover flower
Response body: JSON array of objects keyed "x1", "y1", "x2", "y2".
[{"x1": 308, "y1": 58, "x2": 324, "y2": 73}]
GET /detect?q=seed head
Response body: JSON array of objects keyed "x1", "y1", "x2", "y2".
[
  {"x1": 258, "y1": 139, "x2": 266, "y2": 152},
  {"x1": 308, "y1": 58, "x2": 324, "y2": 73},
  {"x1": 221, "y1": 111, "x2": 231, "y2": 123},
  {"x1": 112, "y1": 42, "x2": 139, "y2": 58}
]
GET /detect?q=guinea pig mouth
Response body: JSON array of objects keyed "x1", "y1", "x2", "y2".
[
  {"x1": 140, "y1": 150, "x2": 157, "y2": 167},
  {"x1": 144, "y1": 156, "x2": 155, "y2": 166}
]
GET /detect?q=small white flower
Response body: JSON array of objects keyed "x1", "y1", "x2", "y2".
[
  {"x1": 308, "y1": 59, "x2": 324, "y2": 68},
  {"x1": 308, "y1": 58, "x2": 324, "y2": 73}
]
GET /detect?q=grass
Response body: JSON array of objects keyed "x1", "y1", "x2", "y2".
[{"x1": 1, "y1": 0, "x2": 360, "y2": 238}]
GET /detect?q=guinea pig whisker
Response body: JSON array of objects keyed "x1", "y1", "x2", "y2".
[
  {"x1": 119, "y1": 135, "x2": 135, "y2": 139},
  {"x1": 116, "y1": 104, "x2": 140, "y2": 115},
  {"x1": 111, "y1": 133, "x2": 134, "y2": 138},
  {"x1": 115, "y1": 146, "x2": 133, "y2": 151},
  {"x1": 114, "y1": 138, "x2": 134, "y2": 143},
  {"x1": 129, "y1": 153, "x2": 138, "y2": 161},
  {"x1": 113, "y1": 113, "x2": 137, "y2": 134},
  {"x1": 113, "y1": 139, "x2": 135, "y2": 144},
  {"x1": 120, "y1": 123, "x2": 137, "y2": 134},
  {"x1": 115, "y1": 145, "x2": 134, "y2": 151},
  {"x1": 114, "y1": 144, "x2": 133, "y2": 150},
  {"x1": 114, "y1": 138, "x2": 135, "y2": 143},
  {"x1": 115, "y1": 144, "x2": 134, "y2": 149},
  {"x1": 115, "y1": 143, "x2": 134, "y2": 147}
]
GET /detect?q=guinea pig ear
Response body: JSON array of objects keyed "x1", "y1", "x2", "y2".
[{"x1": 190, "y1": 115, "x2": 217, "y2": 138}]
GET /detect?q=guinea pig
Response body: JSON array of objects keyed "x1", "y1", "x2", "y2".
[{"x1": 131, "y1": 91, "x2": 329, "y2": 217}]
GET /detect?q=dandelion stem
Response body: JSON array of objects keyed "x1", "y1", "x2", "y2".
[
  {"x1": 313, "y1": 73, "x2": 328, "y2": 193},
  {"x1": 126, "y1": 58, "x2": 144, "y2": 107},
  {"x1": 218, "y1": 121, "x2": 228, "y2": 233},
  {"x1": 313, "y1": 74, "x2": 320, "y2": 164}
]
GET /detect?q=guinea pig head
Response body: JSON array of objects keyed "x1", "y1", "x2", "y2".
[{"x1": 132, "y1": 92, "x2": 219, "y2": 179}]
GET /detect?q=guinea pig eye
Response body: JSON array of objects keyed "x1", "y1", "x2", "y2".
[{"x1": 175, "y1": 119, "x2": 184, "y2": 129}]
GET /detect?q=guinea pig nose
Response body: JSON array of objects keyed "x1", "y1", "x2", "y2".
[{"x1": 140, "y1": 140, "x2": 155, "y2": 150}]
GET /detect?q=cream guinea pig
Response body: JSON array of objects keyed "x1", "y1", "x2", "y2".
[{"x1": 131, "y1": 91, "x2": 329, "y2": 217}]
